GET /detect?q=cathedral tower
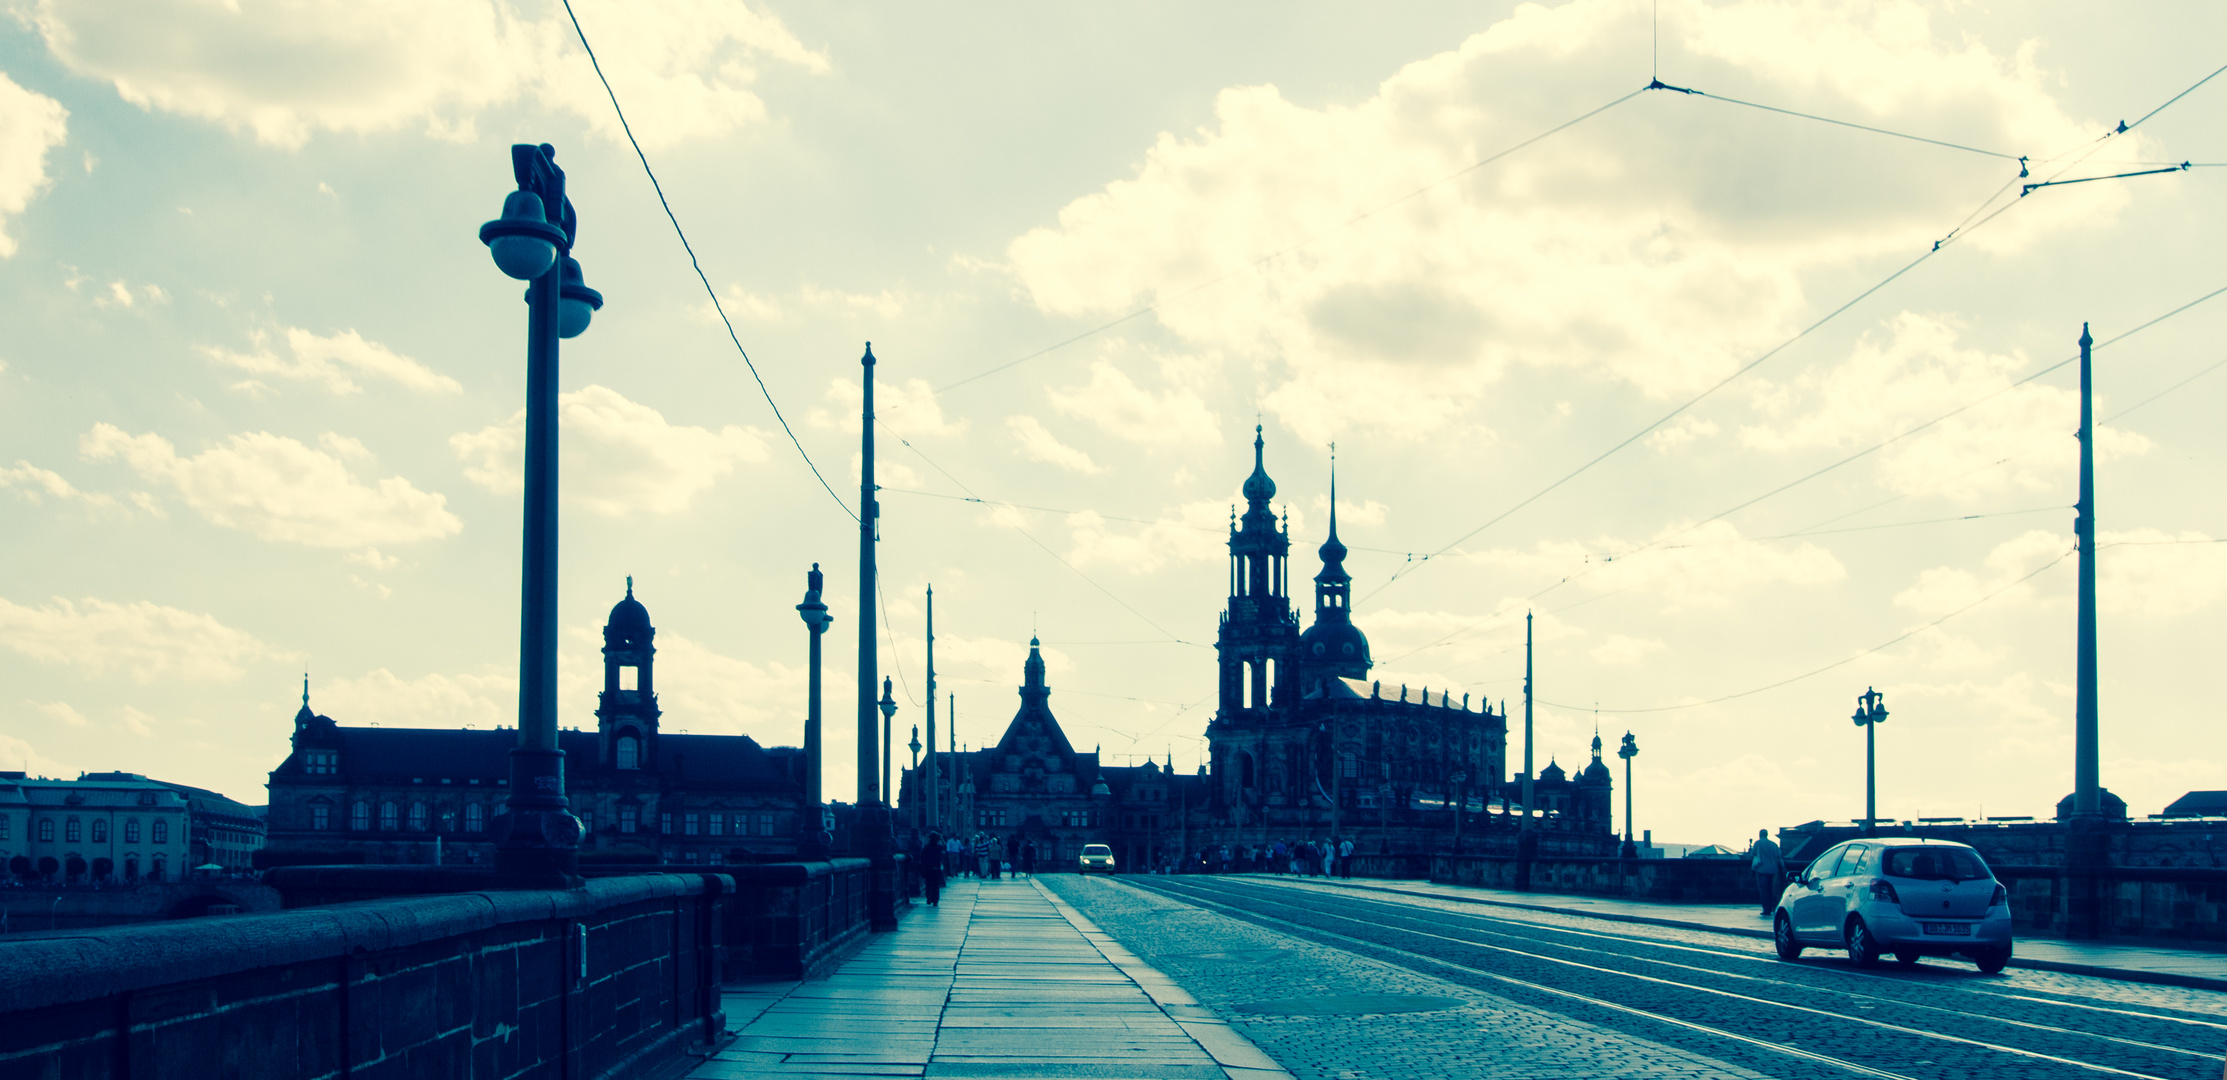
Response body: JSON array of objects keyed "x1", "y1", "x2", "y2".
[
  {"x1": 1298, "y1": 454, "x2": 1370, "y2": 684},
  {"x1": 596, "y1": 578, "x2": 661, "y2": 771},
  {"x1": 1215, "y1": 426, "x2": 1298, "y2": 719}
]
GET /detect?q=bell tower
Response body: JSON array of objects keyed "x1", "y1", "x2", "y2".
[
  {"x1": 1212, "y1": 426, "x2": 1300, "y2": 722},
  {"x1": 596, "y1": 578, "x2": 661, "y2": 771}
]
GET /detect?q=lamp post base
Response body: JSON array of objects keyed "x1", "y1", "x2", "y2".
[
  {"x1": 491, "y1": 746, "x2": 583, "y2": 889},
  {"x1": 850, "y1": 801, "x2": 899, "y2": 930}
]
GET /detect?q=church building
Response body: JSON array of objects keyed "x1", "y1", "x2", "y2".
[{"x1": 264, "y1": 584, "x2": 807, "y2": 868}]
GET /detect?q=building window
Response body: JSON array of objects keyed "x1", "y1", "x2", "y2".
[
  {"x1": 124, "y1": 819, "x2": 140, "y2": 843},
  {"x1": 708, "y1": 813, "x2": 724, "y2": 837},
  {"x1": 304, "y1": 750, "x2": 338, "y2": 775},
  {"x1": 708, "y1": 852, "x2": 723, "y2": 865},
  {"x1": 616, "y1": 735, "x2": 639, "y2": 770},
  {"x1": 150, "y1": 855, "x2": 165, "y2": 880},
  {"x1": 152, "y1": 821, "x2": 167, "y2": 844},
  {"x1": 755, "y1": 813, "x2": 775, "y2": 837},
  {"x1": 619, "y1": 806, "x2": 638, "y2": 834},
  {"x1": 660, "y1": 813, "x2": 672, "y2": 836},
  {"x1": 37, "y1": 819, "x2": 54, "y2": 842},
  {"x1": 978, "y1": 808, "x2": 1008, "y2": 827},
  {"x1": 66, "y1": 818, "x2": 82, "y2": 843},
  {"x1": 312, "y1": 803, "x2": 330, "y2": 831},
  {"x1": 579, "y1": 810, "x2": 594, "y2": 834},
  {"x1": 351, "y1": 802, "x2": 370, "y2": 831},
  {"x1": 408, "y1": 803, "x2": 428, "y2": 831},
  {"x1": 465, "y1": 803, "x2": 484, "y2": 833},
  {"x1": 683, "y1": 850, "x2": 699, "y2": 864},
  {"x1": 0, "y1": 815, "x2": 8, "y2": 840},
  {"x1": 380, "y1": 802, "x2": 399, "y2": 831},
  {"x1": 92, "y1": 820, "x2": 108, "y2": 843},
  {"x1": 124, "y1": 857, "x2": 138, "y2": 880},
  {"x1": 1341, "y1": 752, "x2": 1358, "y2": 779},
  {"x1": 683, "y1": 813, "x2": 699, "y2": 836}
]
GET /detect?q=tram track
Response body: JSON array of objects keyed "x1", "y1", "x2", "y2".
[{"x1": 1127, "y1": 876, "x2": 2223, "y2": 1080}]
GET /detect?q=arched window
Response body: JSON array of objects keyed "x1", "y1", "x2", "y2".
[
  {"x1": 311, "y1": 802, "x2": 331, "y2": 831},
  {"x1": 616, "y1": 734, "x2": 640, "y2": 770},
  {"x1": 151, "y1": 821, "x2": 167, "y2": 844},
  {"x1": 1341, "y1": 751, "x2": 1358, "y2": 779},
  {"x1": 465, "y1": 803, "x2": 484, "y2": 833},
  {"x1": 37, "y1": 819, "x2": 53, "y2": 842},
  {"x1": 124, "y1": 819, "x2": 140, "y2": 843},
  {"x1": 65, "y1": 818, "x2": 81, "y2": 842},
  {"x1": 618, "y1": 805, "x2": 638, "y2": 834},
  {"x1": 351, "y1": 801, "x2": 370, "y2": 831},
  {"x1": 408, "y1": 803, "x2": 428, "y2": 831},
  {"x1": 91, "y1": 820, "x2": 108, "y2": 843},
  {"x1": 380, "y1": 802, "x2": 399, "y2": 831}
]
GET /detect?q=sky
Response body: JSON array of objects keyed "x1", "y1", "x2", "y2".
[{"x1": 1, "y1": 0, "x2": 2224, "y2": 848}]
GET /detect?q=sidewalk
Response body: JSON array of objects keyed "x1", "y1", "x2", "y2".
[
  {"x1": 1258, "y1": 874, "x2": 2227, "y2": 992},
  {"x1": 693, "y1": 878, "x2": 1291, "y2": 1079}
]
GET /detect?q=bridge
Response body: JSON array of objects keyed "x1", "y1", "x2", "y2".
[{"x1": 5, "y1": 867, "x2": 2223, "y2": 1079}]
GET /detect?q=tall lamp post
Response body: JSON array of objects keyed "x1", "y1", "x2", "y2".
[
  {"x1": 1450, "y1": 770, "x2": 1467, "y2": 854},
  {"x1": 796, "y1": 564, "x2": 831, "y2": 857},
  {"x1": 477, "y1": 142, "x2": 602, "y2": 887},
  {"x1": 907, "y1": 725, "x2": 922, "y2": 829},
  {"x1": 1617, "y1": 731, "x2": 1639, "y2": 858},
  {"x1": 1852, "y1": 688, "x2": 1888, "y2": 835},
  {"x1": 880, "y1": 678, "x2": 899, "y2": 824}
]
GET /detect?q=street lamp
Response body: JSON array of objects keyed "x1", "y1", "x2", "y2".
[
  {"x1": 879, "y1": 678, "x2": 899, "y2": 816},
  {"x1": 1450, "y1": 770, "x2": 1467, "y2": 854},
  {"x1": 907, "y1": 725, "x2": 922, "y2": 828},
  {"x1": 478, "y1": 142, "x2": 602, "y2": 887},
  {"x1": 1852, "y1": 688, "x2": 1889, "y2": 835},
  {"x1": 1617, "y1": 731, "x2": 1639, "y2": 857},
  {"x1": 797, "y1": 564, "x2": 832, "y2": 856}
]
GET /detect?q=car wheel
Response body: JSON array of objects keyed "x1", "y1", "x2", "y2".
[
  {"x1": 1773, "y1": 913, "x2": 1803, "y2": 962},
  {"x1": 1974, "y1": 944, "x2": 2011, "y2": 975},
  {"x1": 1846, "y1": 918, "x2": 1882, "y2": 969},
  {"x1": 1893, "y1": 952, "x2": 1919, "y2": 968}
]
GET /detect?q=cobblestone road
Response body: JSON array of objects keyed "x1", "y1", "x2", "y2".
[{"x1": 1045, "y1": 874, "x2": 2227, "y2": 1080}]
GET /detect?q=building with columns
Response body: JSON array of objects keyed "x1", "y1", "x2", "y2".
[{"x1": 264, "y1": 583, "x2": 807, "y2": 869}]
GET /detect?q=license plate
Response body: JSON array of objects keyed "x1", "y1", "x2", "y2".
[{"x1": 1922, "y1": 922, "x2": 1971, "y2": 935}]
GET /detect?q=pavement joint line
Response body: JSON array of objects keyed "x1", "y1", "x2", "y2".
[
  {"x1": 1030, "y1": 878, "x2": 1294, "y2": 1080},
  {"x1": 1258, "y1": 875, "x2": 2227, "y2": 993}
]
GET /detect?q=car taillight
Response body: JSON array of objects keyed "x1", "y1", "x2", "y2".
[
  {"x1": 1869, "y1": 880, "x2": 1900, "y2": 904},
  {"x1": 1989, "y1": 884, "x2": 2006, "y2": 907}
]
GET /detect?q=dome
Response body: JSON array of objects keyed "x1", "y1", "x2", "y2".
[
  {"x1": 1241, "y1": 425, "x2": 1276, "y2": 503},
  {"x1": 608, "y1": 578, "x2": 651, "y2": 632},
  {"x1": 1539, "y1": 759, "x2": 1566, "y2": 782},
  {"x1": 1299, "y1": 618, "x2": 1370, "y2": 665},
  {"x1": 1582, "y1": 758, "x2": 1613, "y2": 784}
]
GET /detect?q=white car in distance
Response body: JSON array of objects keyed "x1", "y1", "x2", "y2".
[{"x1": 1773, "y1": 838, "x2": 2013, "y2": 973}]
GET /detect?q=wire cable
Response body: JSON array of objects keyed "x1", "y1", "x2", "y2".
[
  {"x1": 931, "y1": 88, "x2": 1647, "y2": 396},
  {"x1": 558, "y1": 0, "x2": 856, "y2": 523},
  {"x1": 1653, "y1": 80, "x2": 2021, "y2": 160}
]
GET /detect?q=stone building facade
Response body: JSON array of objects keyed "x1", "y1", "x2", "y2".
[
  {"x1": 1, "y1": 772, "x2": 195, "y2": 883},
  {"x1": 264, "y1": 585, "x2": 806, "y2": 868}
]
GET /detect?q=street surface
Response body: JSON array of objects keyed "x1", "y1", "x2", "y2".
[{"x1": 1045, "y1": 874, "x2": 2227, "y2": 1080}]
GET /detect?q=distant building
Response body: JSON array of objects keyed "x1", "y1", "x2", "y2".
[
  {"x1": 264, "y1": 584, "x2": 808, "y2": 868},
  {"x1": 77, "y1": 773, "x2": 266, "y2": 872},
  {"x1": 0, "y1": 772, "x2": 196, "y2": 882},
  {"x1": 2162, "y1": 791, "x2": 2227, "y2": 818}
]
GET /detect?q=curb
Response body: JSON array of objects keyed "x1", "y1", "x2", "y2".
[{"x1": 1265, "y1": 876, "x2": 2227, "y2": 994}]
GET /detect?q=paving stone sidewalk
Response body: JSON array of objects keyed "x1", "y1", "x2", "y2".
[{"x1": 691, "y1": 878, "x2": 1291, "y2": 1079}]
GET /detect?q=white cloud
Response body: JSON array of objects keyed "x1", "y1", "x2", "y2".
[
  {"x1": 1062, "y1": 500, "x2": 1228, "y2": 575},
  {"x1": 2097, "y1": 529, "x2": 2227, "y2": 618},
  {"x1": 23, "y1": 0, "x2": 826, "y2": 150},
  {"x1": 1472, "y1": 520, "x2": 1845, "y2": 610},
  {"x1": 28, "y1": 700, "x2": 88, "y2": 727},
  {"x1": 1893, "y1": 529, "x2": 2067, "y2": 615},
  {"x1": 203, "y1": 327, "x2": 461, "y2": 396},
  {"x1": 318, "y1": 668, "x2": 515, "y2": 729},
  {"x1": 83, "y1": 423, "x2": 462, "y2": 547},
  {"x1": 452, "y1": 384, "x2": 769, "y2": 516},
  {"x1": 1741, "y1": 313, "x2": 2149, "y2": 497},
  {"x1": 1002, "y1": 0, "x2": 2125, "y2": 440},
  {"x1": 1310, "y1": 492, "x2": 1387, "y2": 528},
  {"x1": 1045, "y1": 360, "x2": 1221, "y2": 447},
  {"x1": 0, "y1": 70, "x2": 67, "y2": 258},
  {"x1": 1006, "y1": 416, "x2": 1103, "y2": 474},
  {"x1": 712, "y1": 283, "x2": 919, "y2": 326},
  {"x1": 0, "y1": 594, "x2": 277, "y2": 682},
  {"x1": 0, "y1": 733, "x2": 65, "y2": 777},
  {"x1": 1591, "y1": 634, "x2": 1666, "y2": 666},
  {"x1": 346, "y1": 548, "x2": 400, "y2": 571},
  {"x1": 651, "y1": 635, "x2": 805, "y2": 739},
  {"x1": 0, "y1": 460, "x2": 118, "y2": 509},
  {"x1": 812, "y1": 375, "x2": 967, "y2": 439}
]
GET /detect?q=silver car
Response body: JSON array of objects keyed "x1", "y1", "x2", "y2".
[{"x1": 1772, "y1": 838, "x2": 2013, "y2": 973}]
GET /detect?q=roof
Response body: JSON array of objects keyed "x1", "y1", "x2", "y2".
[
  {"x1": 282, "y1": 727, "x2": 795, "y2": 787},
  {"x1": 2164, "y1": 791, "x2": 2227, "y2": 816}
]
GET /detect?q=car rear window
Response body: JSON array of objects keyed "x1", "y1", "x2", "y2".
[
  {"x1": 1082, "y1": 845, "x2": 1111, "y2": 856},
  {"x1": 1882, "y1": 847, "x2": 1990, "y2": 881}
]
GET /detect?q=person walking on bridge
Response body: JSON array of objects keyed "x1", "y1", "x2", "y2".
[
  {"x1": 1749, "y1": 829, "x2": 1784, "y2": 916},
  {"x1": 919, "y1": 832, "x2": 946, "y2": 906}
]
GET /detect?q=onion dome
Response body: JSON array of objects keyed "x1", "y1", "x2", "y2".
[
  {"x1": 1241, "y1": 425, "x2": 1276, "y2": 504},
  {"x1": 608, "y1": 576, "x2": 651, "y2": 632}
]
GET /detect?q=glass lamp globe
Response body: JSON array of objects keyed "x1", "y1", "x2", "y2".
[
  {"x1": 482, "y1": 191, "x2": 560, "y2": 281},
  {"x1": 558, "y1": 256, "x2": 603, "y2": 339}
]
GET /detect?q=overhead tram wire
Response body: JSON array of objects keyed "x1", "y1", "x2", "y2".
[
  {"x1": 1645, "y1": 78, "x2": 2023, "y2": 160},
  {"x1": 880, "y1": 484, "x2": 1410, "y2": 555},
  {"x1": 929, "y1": 88, "x2": 1649, "y2": 396},
  {"x1": 558, "y1": 0, "x2": 855, "y2": 522},
  {"x1": 1537, "y1": 547, "x2": 2075, "y2": 715}
]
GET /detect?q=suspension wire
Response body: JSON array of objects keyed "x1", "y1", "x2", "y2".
[
  {"x1": 880, "y1": 484, "x2": 1408, "y2": 554},
  {"x1": 2023, "y1": 163, "x2": 2192, "y2": 196},
  {"x1": 557, "y1": 0, "x2": 856, "y2": 523},
  {"x1": 2104, "y1": 354, "x2": 2227, "y2": 423},
  {"x1": 930, "y1": 88, "x2": 1648, "y2": 396},
  {"x1": 1650, "y1": 79, "x2": 2022, "y2": 160},
  {"x1": 873, "y1": 418, "x2": 1203, "y2": 647},
  {"x1": 876, "y1": 580, "x2": 920, "y2": 708},
  {"x1": 1536, "y1": 548, "x2": 2073, "y2": 714}
]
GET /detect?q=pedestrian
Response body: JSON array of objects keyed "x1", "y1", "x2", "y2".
[
  {"x1": 919, "y1": 831, "x2": 946, "y2": 906},
  {"x1": 1339, "y1": 836, "x2": 1355, "y2": 879},
  {"x1": 976, "y1": 834, "x2": 991, "y2": 880},
  {"x1": 1020, "y1": 840, "x2": 1037, "y2": 879},
  {"x1": 1749, "y1": 828, "x2": 1784, "y2": 917}
]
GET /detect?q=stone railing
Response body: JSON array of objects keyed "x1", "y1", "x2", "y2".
[
  {"x1": 0, "y1": 873, "x2": 727, "y2": 1080},
  {"x1": 723, "y1": 858, "x2": 876, "y2": 980},
  {"x1": 1432, "y1": 854, "x2": 1755, "y2": 902},
  {"x1": 1995, "y1": 864, "x2": 2227, "y2": 943}
]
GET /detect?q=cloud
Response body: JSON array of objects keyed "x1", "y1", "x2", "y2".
[
  {"x1": 23, "y1": 0, "x2": 826, "y2": 150},
  {"x1": 0, "y1": 71, "x2": 68, "y2": 258},
  {"x1": 318, "y1": 668, "x2": 515, "y2": 729},
  {"x1": 1062, "y1": 500, "x2": 1228, "y2": 575},
  {"x1": 0, "y1": 733, "x2": 65, "y2": 777},
  {"x1": 0, "y1": 460, "x2": 119, "y2": 510},
  {"x1": 29, "y1": 700, "x2": 88, "y2": 727},
  {"x1": 712, "y1": 283, "x2": 919, "y2": 326},
  {"x1": 1006, "y1": 416, "x2": 1103, "y2": 474},
  {"x1": 1591, "y1": 634, "x2": 1666, "y2": 666},
  {"x1": 1740, "y1": 313, "x2": 2148, "y2": 497},
  {"x1": 203, "y1": 327, "x2": 461, "y2": 396},
  {"x1": 1471, "y1": 519, "x2": 1845, "y2": 610},
  {"x1": 1045, "y1": 360, "x2": 1221, "y2": 447},
  {"x1": 1002, "y1": 0, "x2": 2125, "y2": 440},
  {"x1": 452, "y1": 384, "x2": 769, "y2": 516},
  {"x1": 2098, "y1": 530, "x2": 2227, "y2": 618},
  {"x1": 812, "y1": 375, "x2": 966, "y2": 439},
  {"x1": 83, "y1": 424, "x2": 462, "y2": 547},
  {"x1": 0, "y1": 594, "x2": 277, "y2": 681},
  {"x1": 1893, "y1": 529, "x2": 2067, "y2": 615},
  {"x1": 650, "y1": 635, "x2": 805, "y2": 739}
]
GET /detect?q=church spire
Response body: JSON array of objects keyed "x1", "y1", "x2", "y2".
[{"x1": 1241, "y1": 424, "x2": 1276, "y2": 506}]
